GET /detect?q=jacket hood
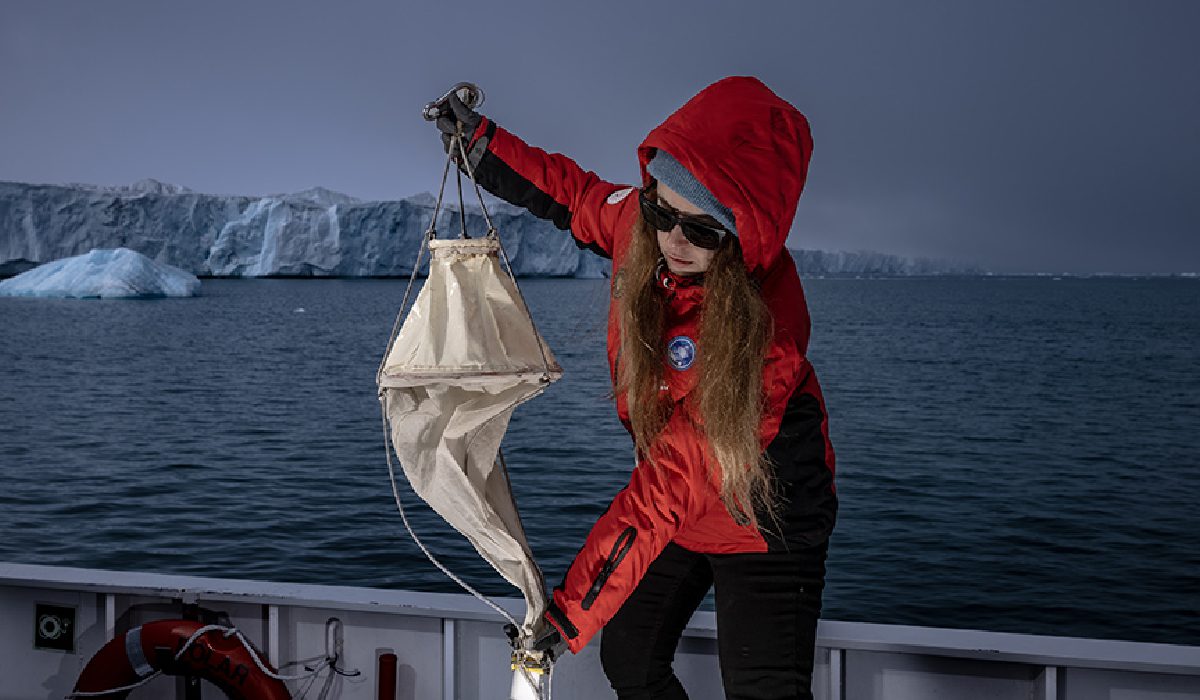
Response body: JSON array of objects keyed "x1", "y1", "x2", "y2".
[{"x1": 638, "y1": 76, "x2": 813, "y2": 275}]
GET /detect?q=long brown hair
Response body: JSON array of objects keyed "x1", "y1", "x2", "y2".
[{"x1": 616, "y1": 211, "x2": 775, "y2": 528}]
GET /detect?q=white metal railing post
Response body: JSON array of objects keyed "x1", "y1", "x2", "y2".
[
  {"x1": 103, "y1": 593, "x2": 116, "y2": 640},
  {"x1": 829, "y1": 647, "x2": 844, "y2": 700},
  {"x1": 1039, "y1": 665, "x2": 1059, "y2": 700},
  {"x1": 443, "y1": 618, "x2": 456, "y2": 700},
  {"x1": 267, "y1": 604, "x2": 280, "y2": 666}
]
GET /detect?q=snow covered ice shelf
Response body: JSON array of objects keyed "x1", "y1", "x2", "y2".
[{"x1": 0, "y1": 247, "x2": 200, "y2": 299}]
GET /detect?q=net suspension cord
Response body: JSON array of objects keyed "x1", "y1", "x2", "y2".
[
  {"x1": 456, "y1": 161, "x2": 469, "y2": 239},
  {"x1": 373, "y1": 147, "x2": 451, "y2": 387},
  {"x1": 452, "y1": 132, "x2": 556, "y2": 382}
]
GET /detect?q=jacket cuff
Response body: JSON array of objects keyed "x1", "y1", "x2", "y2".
[
  {"x1": 464, "y1": 117, "x2": 495, "y2": 175},
  {"x1": 544, "y1": 599, "x2": 585, "y2": 654}
]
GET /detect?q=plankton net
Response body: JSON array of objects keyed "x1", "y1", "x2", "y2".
[{"x1": 377, "y1": 84, "x2": 561, "y2": 643}]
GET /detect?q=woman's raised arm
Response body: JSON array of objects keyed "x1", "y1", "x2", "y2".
[{"x1": 436, "y1": 92, "x2": 636, "y2": 259}]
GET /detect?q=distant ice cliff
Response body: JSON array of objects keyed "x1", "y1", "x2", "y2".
[
  {"x1": 0, "y1": 247, "x2": 200, "y2": 298},
  {"x1": 0, "y1": 180, "x2": 608, "y2": 279},
  {"x1": 789, "y1": 248, "x2": 987, "y2": 276},
  {"x1": 0, "y1": 179, "x2": 982, "y2": 278}
]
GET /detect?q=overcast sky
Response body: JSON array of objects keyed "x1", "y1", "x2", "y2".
[{"x1": 1, "y1": 0, "x2": 1197, "y2": 273}]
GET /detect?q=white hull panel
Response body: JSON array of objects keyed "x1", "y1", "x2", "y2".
[{"x1": 1, "y1": 563, "x2": 1197, "y2": 699}]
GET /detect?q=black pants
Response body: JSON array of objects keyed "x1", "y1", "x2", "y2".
[{"x1": 599, "y1": 541, "x2": 827, "y2": 700}]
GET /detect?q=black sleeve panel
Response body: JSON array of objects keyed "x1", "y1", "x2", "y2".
[
  {"x1": 472, "y1": 122, "x2": 573, "y2": 231},
  {"x1": 759, "y1": 389, "x2": 838, "y2": 552}
]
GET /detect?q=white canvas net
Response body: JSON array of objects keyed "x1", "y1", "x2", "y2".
[{"x1": 379, "y1": 237, "x2": 561, "y2": 633}]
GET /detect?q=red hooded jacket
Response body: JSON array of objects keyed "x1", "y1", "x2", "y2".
[{"x1": 462, "y1": 76, "x2": 837, "y2": 653}]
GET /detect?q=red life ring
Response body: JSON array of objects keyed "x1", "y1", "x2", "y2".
[{"x1": 73, "y1": 619, "x2": 291, "y2": 700}]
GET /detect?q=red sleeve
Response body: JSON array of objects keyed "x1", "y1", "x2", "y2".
[
  {"x1": 756, "y1": 251, "x2": 812, "y2": 445},
  {"x1": 465, "y1": 117, "x2": 637, "y2": 259},
  {"x1": 757, "y1": 332, "x2": 808, "y2": 449},
  {"x1": 544, "y1": 410, "x2": 707, "y2": 653}
]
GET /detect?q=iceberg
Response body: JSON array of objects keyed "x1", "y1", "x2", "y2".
[{"x1": 0, "y1": 247, "x2": 200, "y2": 299}]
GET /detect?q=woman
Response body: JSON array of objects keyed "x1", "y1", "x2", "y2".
[{"x1": 437, "y1": 76, "x2": 837, "y2": 700}]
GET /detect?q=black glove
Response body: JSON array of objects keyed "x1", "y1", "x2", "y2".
[
  {"x1": 507, "y1": 621, "x2": 568, "y2": 662},
  {"x1": 435, "y1": 90, "x2": 483, "y2": 161},
  {"x1": 531, "y1": 625, "x2": 568, "y2": 663}
]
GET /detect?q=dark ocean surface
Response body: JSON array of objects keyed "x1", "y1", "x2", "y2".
[{"x1": 1, "y1": 277, "x2": 1197, "y2": 646}]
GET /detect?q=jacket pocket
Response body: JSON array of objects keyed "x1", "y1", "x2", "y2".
[{"x1": 581, "y1": 527, "x2": 637, "y2": 611}]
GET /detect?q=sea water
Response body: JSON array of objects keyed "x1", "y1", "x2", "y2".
[{"x1": 0, "y1": 277, "x2": 1196, "y2": 645}]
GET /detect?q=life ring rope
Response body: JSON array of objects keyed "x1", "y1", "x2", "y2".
[{"x1": 69, "y1": 622, "x2": 356, "y2": 698}]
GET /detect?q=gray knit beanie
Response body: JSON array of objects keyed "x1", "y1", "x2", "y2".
[{"x1": 646, "y1": 150, "x2": 737, "y2": 235}]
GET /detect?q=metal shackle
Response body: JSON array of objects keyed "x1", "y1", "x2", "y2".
[{"x1": 422, "y1": 82, "x2": 485, "y2": 122}]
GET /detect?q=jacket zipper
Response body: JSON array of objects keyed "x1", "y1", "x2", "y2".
[{"x1": 581, "y1": 527, "x2": 637, "y2": 610}]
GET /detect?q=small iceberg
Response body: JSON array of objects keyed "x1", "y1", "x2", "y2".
[{"x1": 0, "y1": 248, "x2": 200, "y2": 299}]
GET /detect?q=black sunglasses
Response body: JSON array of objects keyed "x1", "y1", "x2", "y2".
[{"x1": 638, "y1": 186, "x2": 729, "y2": 250}]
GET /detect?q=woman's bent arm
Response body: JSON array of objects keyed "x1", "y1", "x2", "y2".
[{"x1": 545, "y1": 410, "x2": 707, "y2": 653}]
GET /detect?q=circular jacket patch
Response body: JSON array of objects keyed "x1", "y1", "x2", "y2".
[
  {"x1": 667, "y1": 335, "x2": 696, "y2": 371},
  {"x1": 606, "y1": 186, "x2": 635, "y2": 205}
]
